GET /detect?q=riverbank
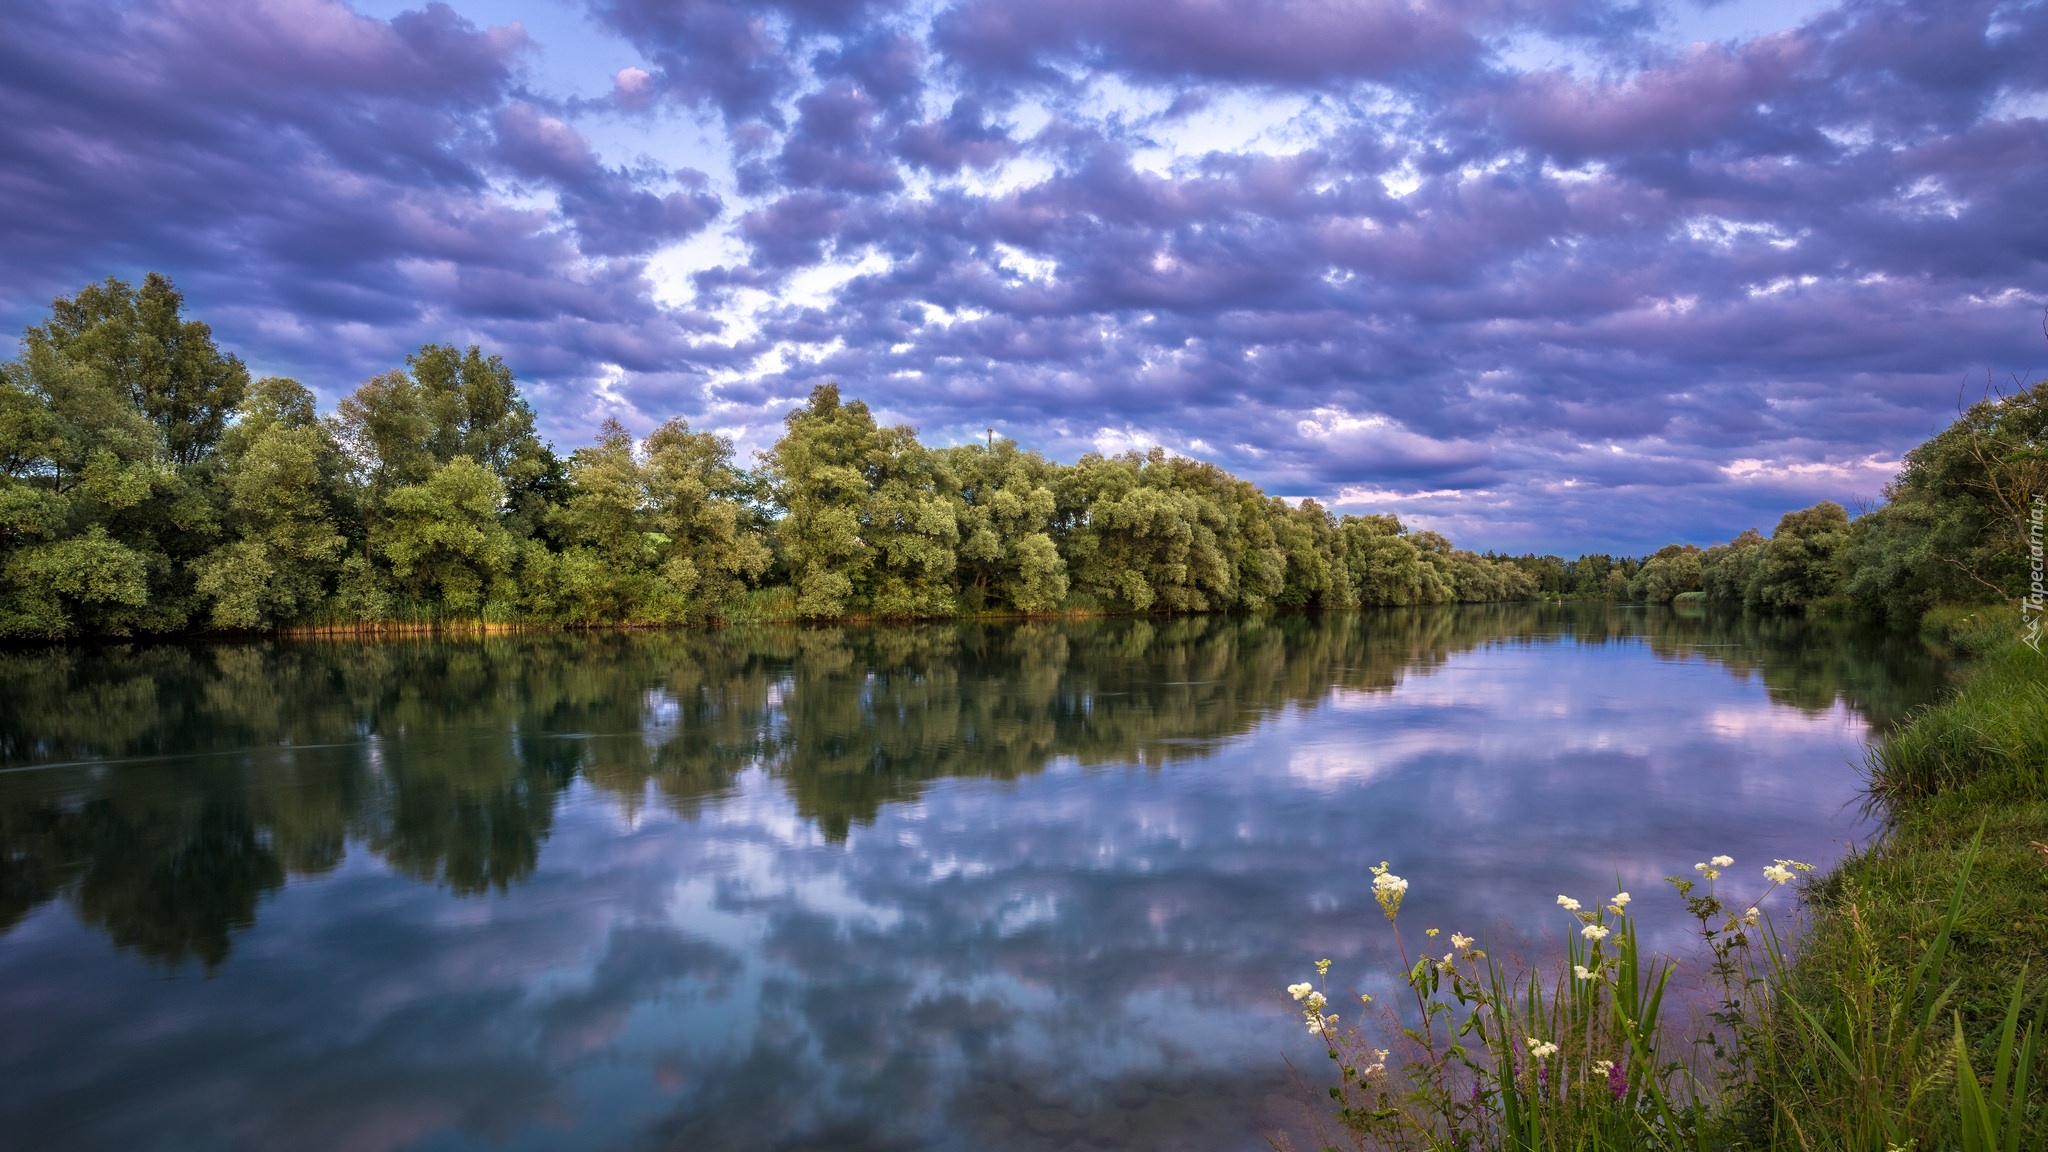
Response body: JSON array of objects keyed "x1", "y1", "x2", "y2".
[{"x1": 1739, "y1": 639, "x2": 2048, "y2": 1148}]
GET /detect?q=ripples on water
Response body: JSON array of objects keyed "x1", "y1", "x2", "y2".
[{"x1": 0, "y1": 606, "x2": 1947, "y2": 1151}]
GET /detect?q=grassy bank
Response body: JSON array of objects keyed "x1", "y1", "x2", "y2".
[
  {"x1": 1734, "y1": 640, "x2": 2048, "y2": 1150},
  {"x1": 1281, "y1": 620, "x2": 2048, "y2": 1151}
]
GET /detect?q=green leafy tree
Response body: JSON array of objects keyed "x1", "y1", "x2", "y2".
[
  {"x1": 1843, "y1": 383, "x2": 2048, "y2": 617},
  {"x1": 553, "y1": 419, "x2": 659, "y2": 623},
  {"x1": 1339, "y1": 514, "x2": 1447, "y2": 606},
  {"x1": 407, "y1": 344, "x2": 562, "y2": 539},
  {"x1": 379, "y1": 457, "x2": 518, "y2": 615},
  {"x1": 643, "y1": 416, "x2": 771, "y2": 615},
  {"x1": 764, "y1": 384, "x2": 958, "y2": 618},
  {"x1": 1630, "y1": 543, "x2": 1705, "y2": 604},
  {"x1": 329, "y1": 345, "x2": 564, "y2": 620},
  {"x1": 192, "y1": 379, "x2": 350, "y2": 628},
  {"x1": 29, "y1": 272, "x2": 249, "y2": 467},
  {"x1": 1270, "y1": 498, "x2": 1353, "y2": 610},
  {"x1": 943, "y1": 438, "x2": 1068, "y2": 613},
  {"x1": 0, "y1": 338, "x2": 162, "y2": 635},
  {"x1": 1748, "y1": 501, "x2": 1851, "y2": 609},
  {"x1": 1057, "y1": 449, "x2": 1237, "y2": 613},
  {"x1": 0, "y1": 273, "x2": 253, "y2": 634},
  {"x1": 1701, "y1": 529, "x2": 1767, "y2": 602}
]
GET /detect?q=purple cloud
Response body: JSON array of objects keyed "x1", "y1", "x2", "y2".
[{"x1": 1, "y1": 0, "x2": 2045, "y2": 552}]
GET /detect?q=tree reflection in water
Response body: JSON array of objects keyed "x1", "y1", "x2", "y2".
[{"x1": 0, "y1": 605, "x2": 1946, "y2": 968}]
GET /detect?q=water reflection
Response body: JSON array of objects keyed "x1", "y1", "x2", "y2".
[{"x1": 0, "y1": 607, "x2": 1946, "y2": 1151}]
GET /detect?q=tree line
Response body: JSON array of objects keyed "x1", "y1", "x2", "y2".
[
  {"x1": 5, "y1": 273, "x2": 2034, "y2": 638},
  {"x1": 0, "y1": 274, "x2": 1544, "y2": 637},
  {"x1": 1586, "y1": 379, "x2": 2047, "y2": 620}
]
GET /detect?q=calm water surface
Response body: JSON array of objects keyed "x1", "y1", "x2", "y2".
[{"x1": 0, "y1": 607, "x2": 1947, "y2": 1151}]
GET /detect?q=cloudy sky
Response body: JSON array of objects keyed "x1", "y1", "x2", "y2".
[{"x1": 2, "y1": 0, "x2": 2043, "y2": 551}]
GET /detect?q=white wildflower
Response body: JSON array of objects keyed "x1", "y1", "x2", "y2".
[
  {"x1": 1451, "y1": 933, "x2": 1473, "y2": 949},
  {"x1": 1288, "y1": 983, "x2": 1314, "y2": 1001},
  {"x1": 1526, "y1": 1038, "x2": 1559, "y2": 1060},
  {"x1": 1371, "y1": 862, "x2": 1409, "y2": 921},
  {"x1": 1574, "y1": 964, "x2": 1598, "y2": 980},
  {"x1": 1611, "y1": 892, "x2": 1631, "y2": 907},
  {"x1": 1581, "y1": 924, "x2": 1611, "y2": 942},
  {"x1": 1763, "y1": 863, "x2": 1795, "y2": 885},
  {"x1": 1305, "y1": 991, "x2": 1327, "y2": 1012},
  {"x1": 1556, "y1": 895, "x2": 1582, "y2": 911},
  {"x1": 1743, "y1": 907, "x2": 1761, "y2": 926},
  {"x1": 1592, "y1": 1060, "x2": 1615, "y2": 1076},
  {"x1": 1711, "y1": 855, "x2": 1734, "y2": 867}
]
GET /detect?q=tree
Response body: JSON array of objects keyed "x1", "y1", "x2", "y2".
[
  {"x1": 0, "y1": 273, "x2": 251, "y2": 634},
  {"x1": 1700, "y1": 529, "x2": 1766, "y2": 602},
  {"x1": 1630, "y1": 544, "x2": 1704, "y2": 604},
  {"x1": 379, "y1": 458, "x2": 518, "y2": 615},
  {"x1": 0, "y1": 336, "x2": 163, "y2": 636},
  {"x1": 763, "y1": 384, "x2": 958, "y2": 618},
  {"x1": 1057, "y1": 449, "x2": 1235, "y2": 613},
  {"x1": 329, "y1": 344, "x2": 565, "y2": 621},
  {"x1": 643, "y1": 417, "x2": 771, "y2": 614},
  {"x1": 406, "y1": 344, "x2": 562, "y2": 539},
  {"x1": 1270, "y1": 498, "x2": 1353, "y2": 610},
  {"x1": 552, "y1": 419, "x2": 657, "y2": 622},
  {"x1": 943, "y1": 438, "x2": 1068, "y2": 613},
  {"x1": 1747, "y1": 501, "x2": 1850, "y2": 610},
  {"x1": 192, "y1": 378, "x2": 349, "y2": 628},
  {"x1": 1842, "y1": 382, "x2": 2048, "y2": 617},
  {"x1": 28, "y1": 272, "x2": 248, "y2": 467},
  {"x1": 1339, "y1": 514, "x2": 1444, "y2": 606}
]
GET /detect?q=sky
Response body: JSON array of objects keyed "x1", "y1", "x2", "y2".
[{"x1": 1, "y1": 0, "x2": 2044, "y2": 553}]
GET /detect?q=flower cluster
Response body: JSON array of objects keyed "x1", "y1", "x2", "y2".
[
  {"x1": 1371, "y1": 861, "x2": 1409, "y2": 922},
  {"x1": 1291, "y1": 975, "x2": 1337, "y2": 1036},
  {"x1": 1283, "y1": 848, "x2": 1823, "y2": 1151},
  {"x1": 1762, "y1": 858, "x2": 1811, "y2": 886}
]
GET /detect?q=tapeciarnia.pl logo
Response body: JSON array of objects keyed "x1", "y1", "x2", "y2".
[{"x1": 2025, "y1": 493, "x2": 2044, "y2": 653}]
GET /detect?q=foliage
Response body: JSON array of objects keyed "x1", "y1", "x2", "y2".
[
  {"x1": 943, "y1": 437, "x2": 1068, "y2": 613},
  {"x1": 1629, "y1": 544, "x2": 1704, "y2": 605},
  {"x1": 1746, "y1": 502, "x2": 1851, "y2": 611},
  {"x1": 0, "y1": 274, "x2": 1549, "y2": 636},
  {"x1": 762, "y1": 383, "x2": 960, "y2": 618},
  {"x1": 379, "y1": 457, "x2": 518, "y2": 615},
  {"x1": 1281, "y1": 857, "x2": 1809, "y2": 1152},
  {"x1": 1844, "y1": 385, "x2": 2048, "y2": 619},
  {"x1": 192, "y1": 378, "x2": 349, "y2": 628},
  {"x1": 29, "y1": 272, "x2": 249, "y2": 468}
]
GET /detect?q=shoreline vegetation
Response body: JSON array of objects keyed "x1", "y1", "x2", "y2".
[
  {"x1": 1284, "y1": 647, "x2": 2047, "y2": 1151},
  {"x1": 4, "y1": 273, "x2": 1554, "y2": 641},
  {"x1": 12, "y1": 272, "x2": 2042, "y2": 643}
]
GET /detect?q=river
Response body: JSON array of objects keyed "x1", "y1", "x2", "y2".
[{"x1": 0, "y1": 606, "x2": 1948, "y2": 1151}]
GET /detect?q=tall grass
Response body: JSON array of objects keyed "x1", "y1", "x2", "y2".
[
  {"x1": 1281, "y1": 644, "x2": 2048, "y2": 1150},
  {"x1": 1867, "y1": 645, "x2": 2048, "y2": 805}
]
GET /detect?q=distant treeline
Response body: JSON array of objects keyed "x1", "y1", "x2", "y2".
[
  {"x1": 4, "y1": 274, "x2": 2035, "y2": 638},
  {"x1": 1, "y1": 274, "x2": 1546, "y2": 638},
  {"x1": 1584, "y1": 380, "x2": 2045, "y2": 621}
]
